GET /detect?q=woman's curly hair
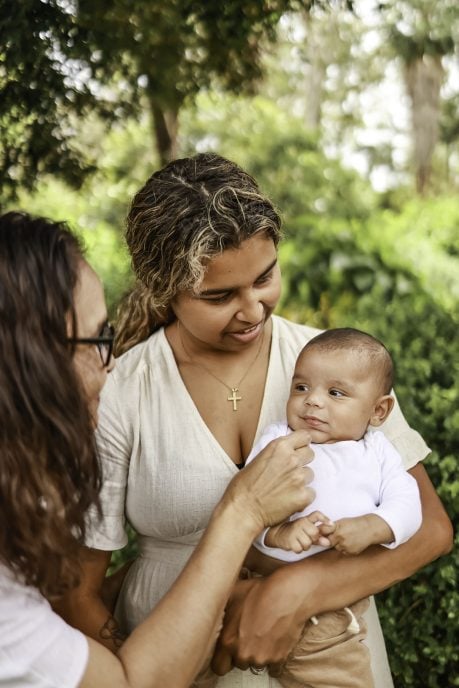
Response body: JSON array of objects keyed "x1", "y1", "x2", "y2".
[
  {"x1": 116, "y1": 152, "x2": 282, "y2": 355},
  {"x1": 0, "y1": 212, "x2": 101, "y2": 599}
]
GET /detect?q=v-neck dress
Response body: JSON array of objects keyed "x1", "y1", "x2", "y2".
[{"x1": 86, "y1": 315, "x2": 430, "y2": 688}]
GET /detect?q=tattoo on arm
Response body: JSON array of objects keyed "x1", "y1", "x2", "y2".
[{"x1": 99, "y1": 615, "x2": 127, "y2": 649}]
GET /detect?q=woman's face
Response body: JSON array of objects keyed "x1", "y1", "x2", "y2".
[
  {"x1": 172, "y1": 234, "x2": 281, "y2": 351},
  {"x1": 71, "y1": 260, "x2": 114, "y2": 425}
]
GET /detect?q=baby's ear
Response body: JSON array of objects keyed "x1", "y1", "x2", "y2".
[{"x1": 370, "y1": 395, "x2": 394, "y2": 427}]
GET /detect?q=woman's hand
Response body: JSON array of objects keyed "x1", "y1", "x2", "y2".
[
  {"x1": 223, "y1": 429, "x2": 315, "y2": 534},
  {"x1": 210, "y1": 430, "x2": 316, "y2": 675},
  {"x1": 211, "y1": 568, "x2": 309, "y2": 675}
]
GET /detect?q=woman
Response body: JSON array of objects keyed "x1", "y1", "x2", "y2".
[
  {"x1": 58, "y1": 154, "x2": 452, "y2": 687},
  {"x1": 0, "y1": 211, "x2": 314, "y2": 688}
]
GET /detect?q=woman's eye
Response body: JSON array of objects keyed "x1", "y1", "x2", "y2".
[
  {"x1": 255, "y1": 272, "x2": 272, "y2": 286},
  {"x1": 202, "y1": 293, "x2": 231, "y2": 304}
]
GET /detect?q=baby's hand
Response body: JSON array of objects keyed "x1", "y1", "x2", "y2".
[
  {"x1": 265, "y1": 511, "x2": 333, "y2": 553},
  {"x1": 320, "y1": 515, "x2": 394, "y2": 555}
]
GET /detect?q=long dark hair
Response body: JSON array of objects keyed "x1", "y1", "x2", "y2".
[
  {"x1": 116, "y1": 152, "x2": 282, "y2": 355},
  {"x1": 0, "y1": 212, "x2": 101, "y2": 598}
]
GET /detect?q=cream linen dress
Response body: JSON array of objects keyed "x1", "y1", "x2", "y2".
[{"x1": 86, "y1": 315, "x2": 430, "y2": 688}]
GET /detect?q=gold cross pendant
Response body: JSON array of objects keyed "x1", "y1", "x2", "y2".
[{"x1": 228, "y1": 388, "x2": 242, "y2": 411}]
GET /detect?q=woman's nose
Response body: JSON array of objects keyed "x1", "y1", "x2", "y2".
[{"x1": 235, "y1": 293, "x2": 263, "y2": 323}]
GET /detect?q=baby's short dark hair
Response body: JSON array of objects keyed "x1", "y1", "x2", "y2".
[{"x1": 303, "y1": 327, "x2": 394, "y2": 395}]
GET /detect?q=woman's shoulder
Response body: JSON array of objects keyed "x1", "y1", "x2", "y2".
[
  {"x1": 100, "y1": 329, "x2": 167, "y2": 414},
  {"x1": 113, "y1": 328, "x2": 166, "y2": 382}
]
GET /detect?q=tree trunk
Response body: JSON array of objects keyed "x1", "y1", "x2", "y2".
[
  {"x1": 304, "y1": 55, "x2": 326, "y2": 131},
  {"x1": 404, "y1": 54, "x2": 444, "y2": 195},
  {"x1": 301, "y1": 8, "x2": 346, "y2": 133},
  {"x1": 302, "y1": 11, "x2": 326, "y2": 131},
  {"x1": 149, "y1": 100, "x2": 179, "y2": 167}
]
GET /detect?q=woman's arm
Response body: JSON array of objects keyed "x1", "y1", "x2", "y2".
[
  {"x1": 212, "y1": 462, "x2": 453, "y2": 673},
  {"x1": 52, "y1": 430, "x2": 314, "y2": 688},
  {"x1": 53, "y1": 548, "x2": 125, "y2": 653},
  {"x1": 79, "y1": 498, "x2": 263, "y2": 687}
]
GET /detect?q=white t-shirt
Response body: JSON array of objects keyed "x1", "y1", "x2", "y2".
[
  {"x1": 247, "y1": 424, "x2": 422, "y2": 562},
  {"x1": 0, "y1": 564, "x2": 88, "y2": 688}
]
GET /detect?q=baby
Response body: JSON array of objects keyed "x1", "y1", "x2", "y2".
[{"x1": 242, "y1": 327, "x2": 423, "y2": 688}]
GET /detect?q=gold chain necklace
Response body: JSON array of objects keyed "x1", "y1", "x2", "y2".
[{"x1": 177, "y1": 322, "x2": 265, "y2": 411}]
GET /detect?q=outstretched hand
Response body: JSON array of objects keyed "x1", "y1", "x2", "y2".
[
  {"x1": 211, "y1": 430, "x2": 316, "y2": 675},
  {"x1": 224, "y1": 429, "x2": 315, "y2": 533}
]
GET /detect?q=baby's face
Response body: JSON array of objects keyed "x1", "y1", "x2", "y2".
[{"x1": 286, "y1": 347, "x2": 382, "y2": 444}]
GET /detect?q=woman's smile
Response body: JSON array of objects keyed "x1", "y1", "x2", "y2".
[{"x1": 227, "y1": 320, "x2": 264, "y2": 344}]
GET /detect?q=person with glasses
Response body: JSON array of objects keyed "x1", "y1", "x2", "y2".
[
  {"x1": 68, "y1": 321, "x2": 115, "y2": 424},
  {"x1": 57, "y1": 153, "x2": 452, "y2": 688},
  {"x1": 69, "y1": 321, "x2": 116, "y2": 367},
  {"x1": 0, "y1": 211, "x2": 315, "y2": 688}
]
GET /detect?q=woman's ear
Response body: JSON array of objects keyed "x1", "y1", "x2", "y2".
[{"x1": 370, "y1": 395, "x2": 394, "y2": 427}]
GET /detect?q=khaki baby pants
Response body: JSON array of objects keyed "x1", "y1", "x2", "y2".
[
  {"x1": 276, "y1": 598, "x2": 374, "y2": 688},
  {"x1": 192, "y1": 581, "x2": 373, "y2": 688}
]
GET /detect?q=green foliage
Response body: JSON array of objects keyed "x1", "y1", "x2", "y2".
[
  {"x1": 2, "y1": 118, "x2": 153, "y2": 314},
  {"x1": 108, "y1": 525, "x2": 139, "y2": 575},
  {"x1": 0, "y1": 0, "x2": 97, "y2": 197},
  {"x1": 182, "y1": 91, "x2": 376, "y2": 220},
  {"x1": 75, "y1": 0, "x2": 311, "y2": 108},
  {"x1": 0, "y1": 0, "x2": 321, "y2": 195},
  {"x1": 363, "y1": 294, "x2": 458, "y2": 686},
  {"x1": 379, "y1": 0, "x2": 459, "y2": 62}
]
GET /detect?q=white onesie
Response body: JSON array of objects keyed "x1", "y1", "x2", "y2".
[{"x1": 247, "y1": 423, "x2": 422, "y2": 562}]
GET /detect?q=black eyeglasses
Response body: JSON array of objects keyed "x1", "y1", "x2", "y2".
[{"x1": 68, "y1": 322, "x2": 115, "y2": 367}]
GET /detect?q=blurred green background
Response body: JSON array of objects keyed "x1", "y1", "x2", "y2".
[{"x1": 1, "y1": 1, "x2": 458, "y2": 685}]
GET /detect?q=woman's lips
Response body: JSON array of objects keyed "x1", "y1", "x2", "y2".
[{"x1": 228, "y1": 321, "x2": 263, "y2": 343}]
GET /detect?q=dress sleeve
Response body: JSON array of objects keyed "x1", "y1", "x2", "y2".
[
  {"x1": 372, "y1": 392, "x2": 431, "y2": 470},
  {"x1": 370, "y1": 432, "x2": 423, "y2": 548},
  {"x1": 84, "y1": 372, "x2": 134, "y2": 551}
]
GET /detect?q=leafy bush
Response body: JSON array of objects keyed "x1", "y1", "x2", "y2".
[{"x1": 3, "y1": 118, "x2": 154, "y2": 314}]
